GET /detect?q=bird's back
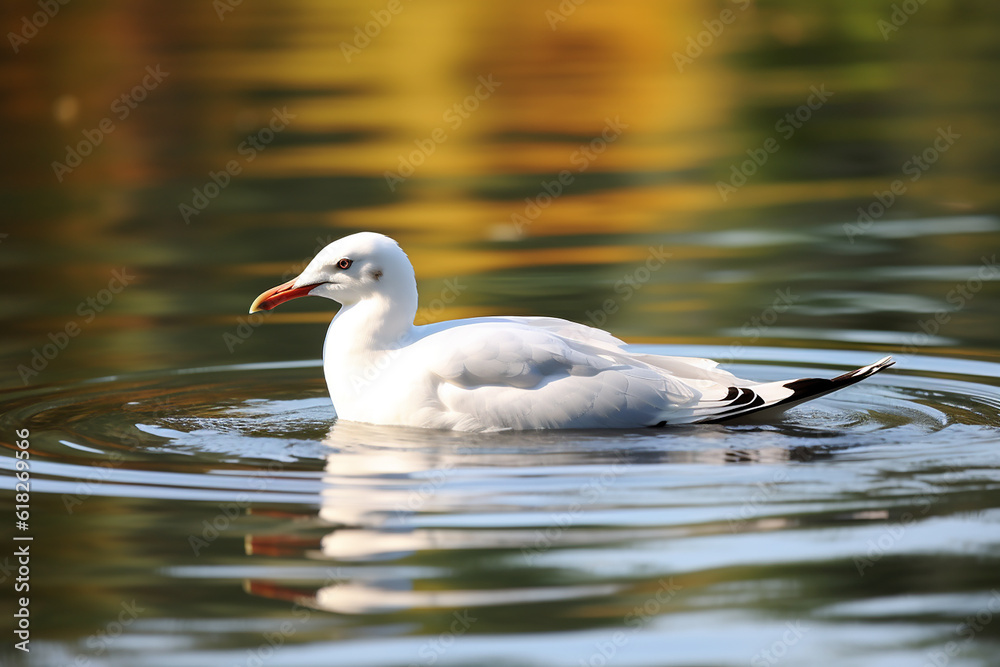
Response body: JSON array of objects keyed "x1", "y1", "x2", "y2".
[{"x1": 336, "y1": 316, "x2": 729, "y2": 430}]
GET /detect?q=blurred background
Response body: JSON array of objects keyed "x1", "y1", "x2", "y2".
[
  {"x1": 2, "y1": 0, "x2": 998, "y2": 387},
  {"x1": 3, "y1": 2, "x2": 1000, "y2": 667}
]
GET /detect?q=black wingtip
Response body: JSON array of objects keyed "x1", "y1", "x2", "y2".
[
  {"x1": 777, "y1": 355, "x2": 894, "y2": 408},
  {"x1": 707, "y1": 356, "x2": 895, "y2": 424},
  {"x1": 829, "y1": 355, "x2": 895, "y2": 382}
]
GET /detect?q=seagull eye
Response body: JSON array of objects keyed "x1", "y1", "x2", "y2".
[{"x1": 337, "y1": 258, "x2": 352, "y2": 270}]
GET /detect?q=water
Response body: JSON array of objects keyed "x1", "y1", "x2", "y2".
[
  {"x1": 3, "y1": 1, "x2": 1000, "y2": 666},
  {"x1": 3, "y1": 349, "x2": 1000, "y2": 666}
]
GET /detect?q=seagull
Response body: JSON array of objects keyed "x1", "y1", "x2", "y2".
[{"x1": 250, "y1": 232, "x2": 894, "y2": 432}]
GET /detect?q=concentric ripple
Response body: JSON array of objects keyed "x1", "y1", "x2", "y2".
[
  {"x1": 2, "y1": 347, "x2": 998, "y2": 504},
  {"x1": 3, "y1": 347, "x2": 1000, "y2": 666}
]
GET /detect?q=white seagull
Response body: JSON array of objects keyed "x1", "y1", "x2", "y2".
[{"x1": 250, "y1": 232, "x2": 893, "y2": 432}]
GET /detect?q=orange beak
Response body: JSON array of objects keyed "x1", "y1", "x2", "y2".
[{"x1": 249, "y1": 279, "x2": 323, "y2": 313}]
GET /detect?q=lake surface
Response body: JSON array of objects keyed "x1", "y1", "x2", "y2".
[{"x1": 2, "y1": 1, "x2": 1000, "y2": 666}]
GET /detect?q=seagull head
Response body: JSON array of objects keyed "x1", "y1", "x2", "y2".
[{"x1": 249, "y1": 232, "x2": 416, "y2": 313}]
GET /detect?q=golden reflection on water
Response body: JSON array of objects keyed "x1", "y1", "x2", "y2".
[{"x1": 1, "y1": 0, "x2": 999, "y2": 381}]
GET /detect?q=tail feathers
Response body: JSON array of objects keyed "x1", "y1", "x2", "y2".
[{"x1": 699, "y1": 356, "x2": 895, "y2": 424}]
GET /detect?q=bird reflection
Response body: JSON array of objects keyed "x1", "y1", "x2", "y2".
[{"x1": 238, "y1": 418, "x2": 840, "y2": 615}]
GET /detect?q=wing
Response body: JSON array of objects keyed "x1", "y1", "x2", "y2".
[
  {"x1": 405, "y1": 317, "x2": 895, "y2": 430},
  {"x1": 506, "y1": 317, "x2": 752, "y2": 387},
  {"x1": 408, "y1": 319, "x2": 732, "y2": 430}
]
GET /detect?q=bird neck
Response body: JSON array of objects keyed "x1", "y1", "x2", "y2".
[{"x1": 325, "y1": 288, "x2": 417, "y2": 355}]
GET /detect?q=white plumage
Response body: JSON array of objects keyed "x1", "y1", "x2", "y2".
[{"x1": 250, "y1": 232, "x2": 893, "y2": 432}]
